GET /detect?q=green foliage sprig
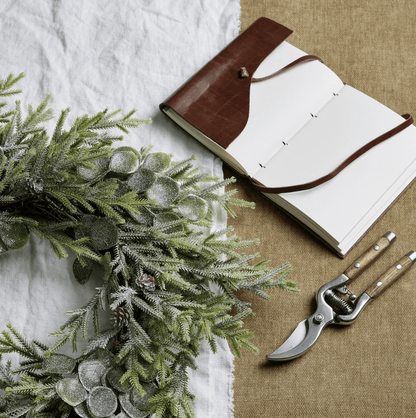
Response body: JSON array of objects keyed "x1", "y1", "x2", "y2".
[{"x1": 0, "y1": 73, "x2": 298, "y2": 418}]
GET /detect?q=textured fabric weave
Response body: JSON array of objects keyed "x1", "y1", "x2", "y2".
[
  {"x1": 0, "y1": 1, "x2": 241, "y2": 416},
  {"x1": 231, "y1": 1, "x2": 416, "y2": 417}
]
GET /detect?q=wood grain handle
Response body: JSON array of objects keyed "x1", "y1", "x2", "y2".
[
  {"x1": 365, "y1": 251, "x2": 416, "y2": 298},
  {"x1": 344, "y1": 232, "x2": 396, "y2": 280}
]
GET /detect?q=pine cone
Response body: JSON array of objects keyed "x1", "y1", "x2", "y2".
[
  {"x1": 136, "y1": 273, "x2": 156, "y2": 292},
  {"x1": 112, "y1": 306, "x2": 130, "y2": 328}
]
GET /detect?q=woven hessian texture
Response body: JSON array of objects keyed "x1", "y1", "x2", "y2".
[{"x1": 230, "y1": 1, "x2": 416, "y2": 417}]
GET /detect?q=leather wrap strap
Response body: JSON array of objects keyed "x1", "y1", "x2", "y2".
[
  {"x1": 251, "y1": 113, "x2": 414, "y2": 194},
  {"x1": 252, "y1": 55, "x2": 323, "y2": 83}
]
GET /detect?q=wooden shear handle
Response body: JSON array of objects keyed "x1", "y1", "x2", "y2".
[
  {"x1": 344, "y1": 232, "x2": 396, "y2": 280},
  {"x1": 365, "y1": 252, "x2": 416, "y2": 298}
]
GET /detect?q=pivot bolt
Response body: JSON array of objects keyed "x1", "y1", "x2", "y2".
[{"x1": 313, "y1": 314, "x2": 324, "y2": 324}]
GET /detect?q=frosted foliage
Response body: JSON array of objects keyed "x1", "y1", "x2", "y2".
[
  {"x1": 141, "y1": 152, "x2": 171, "y2": 172},
  {"x1": 109, "y1": 147, "x2": 140, "y2": 175},
  {"x1": 0, "y1": 223, "x2": 29, "y2": 250},
  {"x1": 127, "y1": 168, "x2": 157, "y2": 193},
  {"x1": 87, "y1": 386, "x2": 118, "y2": 417},
  {"x1": 177, "y1": 194, "x2": 208, "y2": 221},
  {"x1": 79, "y1": 359, "x2": 108, "y2": 391},
  {"x1": 55, "y1": 377, "x2": 88, "y2": 407},
  {"x1": 90, "y1": 218, "x2": 119, "y2": 250},
  {"x1": 146, "y1": 176, "x2": 180, "y2": 206},
  {"x1": 44, "y1": 354, "x2": 76, "y2": 374}
]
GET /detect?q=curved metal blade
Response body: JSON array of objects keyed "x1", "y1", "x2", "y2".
[
  {"x1": 267, "y1": 319, "x2": 308, "y2": 358},
  {"x1": 266, "y1": 315, "x2": 330, "y2": 361}
]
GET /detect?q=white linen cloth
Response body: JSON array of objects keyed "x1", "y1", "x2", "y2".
[{"x1": 0, "y1": 1, "x2": 241, "y2": 416}]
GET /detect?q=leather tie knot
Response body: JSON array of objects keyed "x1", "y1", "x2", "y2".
[{"x1": 239, "y1": 67, "x2": 249, "y2": 78}]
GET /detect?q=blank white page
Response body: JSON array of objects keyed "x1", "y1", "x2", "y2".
[
  {"x1": 226, "y1": 41, "x2": 344, "y2": 177},
  {"x1": 256, "y1": 85, "x2": 416, "y2": 242}
]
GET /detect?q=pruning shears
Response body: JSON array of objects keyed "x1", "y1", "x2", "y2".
[{"x1": 267, "y1": 232, "x2": 416, "y2": 362}]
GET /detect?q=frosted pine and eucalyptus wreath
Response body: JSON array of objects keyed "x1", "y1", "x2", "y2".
[{"x1": 0, "y1": 73, "x2": 298, "y2": 418}]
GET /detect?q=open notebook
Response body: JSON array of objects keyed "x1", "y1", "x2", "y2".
[{"x1": 161, "y1": 18, "x2": 416, "y2": 256}]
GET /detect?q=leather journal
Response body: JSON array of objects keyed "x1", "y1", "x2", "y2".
[{"x1": 160, "y1": 17, "x2": 416, "y2": 257}]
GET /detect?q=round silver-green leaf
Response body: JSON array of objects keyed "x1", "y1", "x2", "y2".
[
  {"x1": 130, "y1": 383, "x2": 156, "y2": 411},
  {"x1": 87, "y1": 386, "x2": 118, "y2": 417},
  {"x1": 56, "y1": 377, "x2": 88, "y2": 407},
  {"x1": 114, "y1": 411, "x2": 130, "y2": 418},
  {"x1": 128, "y1": 206, "x2": 154, "y2": 225},
  {"x1": 107, "y1": 367, "x2": 129, "y2": 393},
  {"x1": 109, "y1": 147, "x2": 140, "y2": 175},
  {"x1": 74, "y1": 215, "x2": 98, "y2": 240},
  {"x1": 0, "y1": 223, "x2": 29, "y2": 251},
  {"x1": 74, "y1": 402, "x2": 93, "y2": 418},
  {"x1": 79, "y1": 359, "x2": 108, "y2": 391},
  {"x1": 146, "y1": 176, "x2": 179, "y2": 207},
  {"x1": 90, "y1": 218, "x2": 119, "y2": 251},
  {"x1": 139, "y1": 363, "x2": 157, "y2": 383},
  {"x1": 73, "y1": 258, "x2": 94, "y2": 285},
  {"x1": 119, "y1": 392, "x2": 149, "y2": 418},
  {"x1": 141, "y1": 152, "x2": 171, "y2": 172},
  {"x1": 87, "y1": 348, "x2": 115, "y2": 369},
  {"x1": 177, "y1": 194, "x2": 208, "y2": 221},
  {"x1": 44, "y1": 353, "x2": 76, "y2": 374},
  {"x1": 127, "y1": 169, "x2": 157, "y2": 193},
  {"x1": 154, "y1": 212, "x2": 183, "y2": 233},
  {"x1": 77, "y1": 157, "x2": 109, "y2": 181}
]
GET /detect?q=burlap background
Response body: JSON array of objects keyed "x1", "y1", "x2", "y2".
[{"x1": 230, "y1": 1, "x2": 416, "y2": 417}]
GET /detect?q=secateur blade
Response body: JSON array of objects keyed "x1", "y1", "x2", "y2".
[
  {"x1": 266, "y1": 296, "x2": 335, "y2": 361},
  {"x1": 266, "y1": 232, "x2": 416, "y2": 362}
]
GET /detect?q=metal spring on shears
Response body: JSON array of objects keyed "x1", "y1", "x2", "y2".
[{"x1": 324, "y1": 290, "x2": 354, "y2": 315}]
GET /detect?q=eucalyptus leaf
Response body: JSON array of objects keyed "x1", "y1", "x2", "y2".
[
  {"x1": 114, "y1": 412, "x2": 130, "y2": 418},
  {"x1": 145, "y1": 176, "x2": 179, "y2": 207},
  {"x1": 130, "y1": 383, "x2": 156, "y2": 411},
  {"x1": 113, "y1": 179, "x2": 132, "y2": 197},
  {"x1": 74, "y1": 402, "x2": 94, "y2": 418},
  {"x1": 109, "y1": 147, "x2": 140, "y2": 175},
  {"x1": 87, "y1": 348, "x2": 115, "y2": 369},
  {"x1": 177, "y1": 194, "x2": 208, "y2": 221},
  {"x1": 154, "y1": 212, "x2": 183, "y2": 233},
  {"x1": 119, "y1": 392, "x2": 149, "y2": 418},
  {"x1": 127, "y1": 168, "x2": 156, "y2": 193},
  {"x1": 139, "y1": 363, "x2": 157, "y2": 383},
  {"x1": 56, "y1": 377, "x2": 88, "y2": 407},
  {"x1": 90, "y1": 218, "x2": 119, "y2": 251},
  {"x1": 107, "y1": 366, "x2": 130, "y2": 392},
  {"x1": 74, "y1": 215, "x2": 98, "y2": 240},
  {"x1": 0, "y1": 223, "x2": 29, "y2": 250},
  {"x1": 73, "y1": 257, "x2": 94, "y2": 285},
  {"x1": 128, "y1": 206, "x2": 154, "y2": 225},
  {"x1": 44, "y1": 353, "x2": 76, "y2": 374},
  {"x1": 79, "y1": 359, "x2": 108, "y2": 391},
  {"x1": 87, "y1": 386, "x2": 118, "y2": 417},
  {"x1": 77, "y1": 157, "x2": 109, "y2": 181},
  {"x1": 141, "y1": 152, "x2": 171, "y2": 172}
]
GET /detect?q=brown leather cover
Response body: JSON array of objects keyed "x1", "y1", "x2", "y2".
[{"x1": 160, "y1": 17, "x2": 292, "y2": 148}]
